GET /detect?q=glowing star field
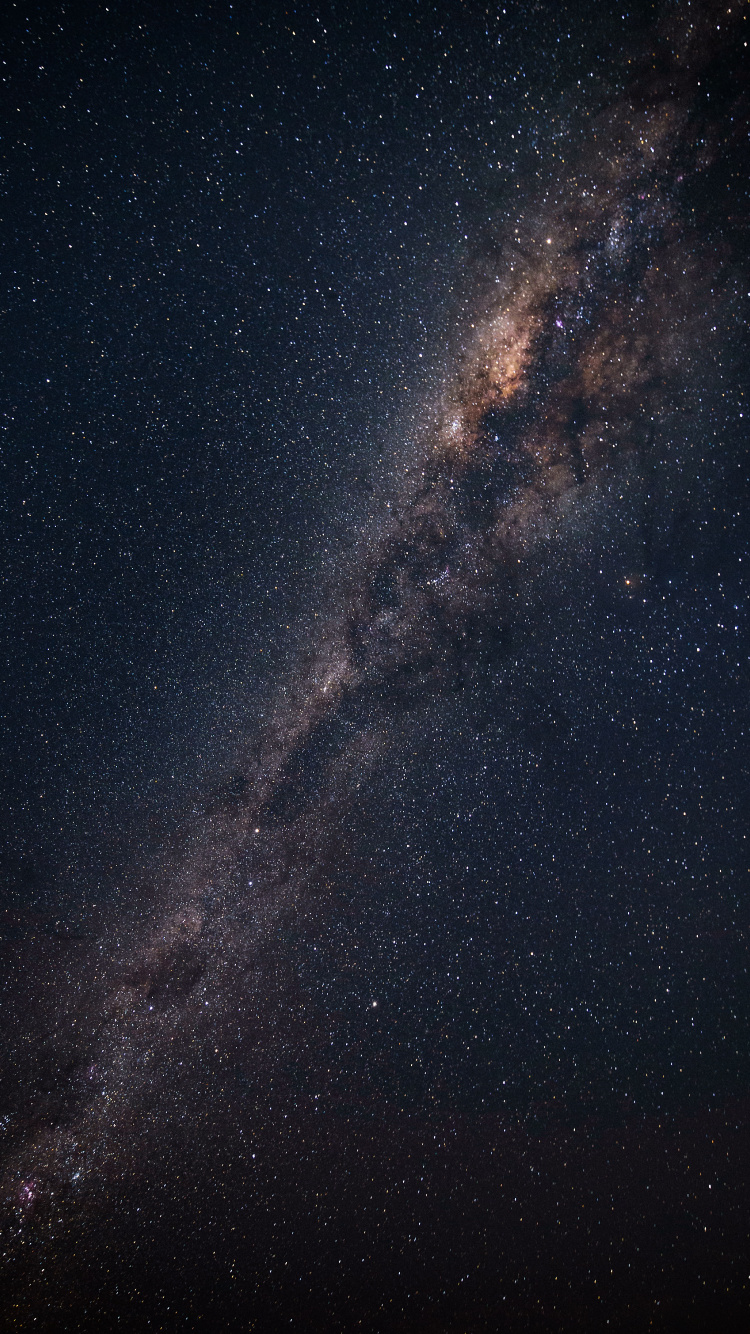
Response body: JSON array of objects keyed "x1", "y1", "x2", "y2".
[{"x1": 1, "y1": 1, "x2": 749, "y2": 1329}]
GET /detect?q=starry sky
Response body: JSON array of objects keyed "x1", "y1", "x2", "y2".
[{"x1": 1, "y1": 2, "x2": 750, "y2": 1331}]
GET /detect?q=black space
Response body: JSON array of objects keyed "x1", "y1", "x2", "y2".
[{"x1": 1, "y1": 2, "x2": 750, "y2": 1331}]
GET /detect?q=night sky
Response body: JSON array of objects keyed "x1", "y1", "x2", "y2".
[{"x1": 1, "y1": 2, "x2": 750, "y2": 1330}]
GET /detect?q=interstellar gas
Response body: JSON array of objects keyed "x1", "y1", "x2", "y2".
[{"x1": 1, "y1": 0, "x2": 747, "y2": 1295}]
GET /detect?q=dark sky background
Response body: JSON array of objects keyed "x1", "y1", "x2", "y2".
[
  {"x1": 1, "y1": 0, "x2": 642, "y2": 902},
  {"x1": 1, "y1": 3, "x2": 750, "y2": 1331}
]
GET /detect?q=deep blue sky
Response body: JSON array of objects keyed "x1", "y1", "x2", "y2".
[{"x1": 0, "y1": 0, "x2": 657, "y2": 900}]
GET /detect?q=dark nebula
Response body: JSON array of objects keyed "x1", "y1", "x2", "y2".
[{"x1": 2, "y1": 1, "x2": 750, "y2": 1330}]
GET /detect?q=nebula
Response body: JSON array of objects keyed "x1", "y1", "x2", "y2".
[{"x1": 1, "y1": 2, "x2": 748, "y2": 1324}]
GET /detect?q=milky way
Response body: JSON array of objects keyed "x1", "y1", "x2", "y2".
[{"x1": 2, "y1": 3, "x2": 749, "y2": 1328}]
